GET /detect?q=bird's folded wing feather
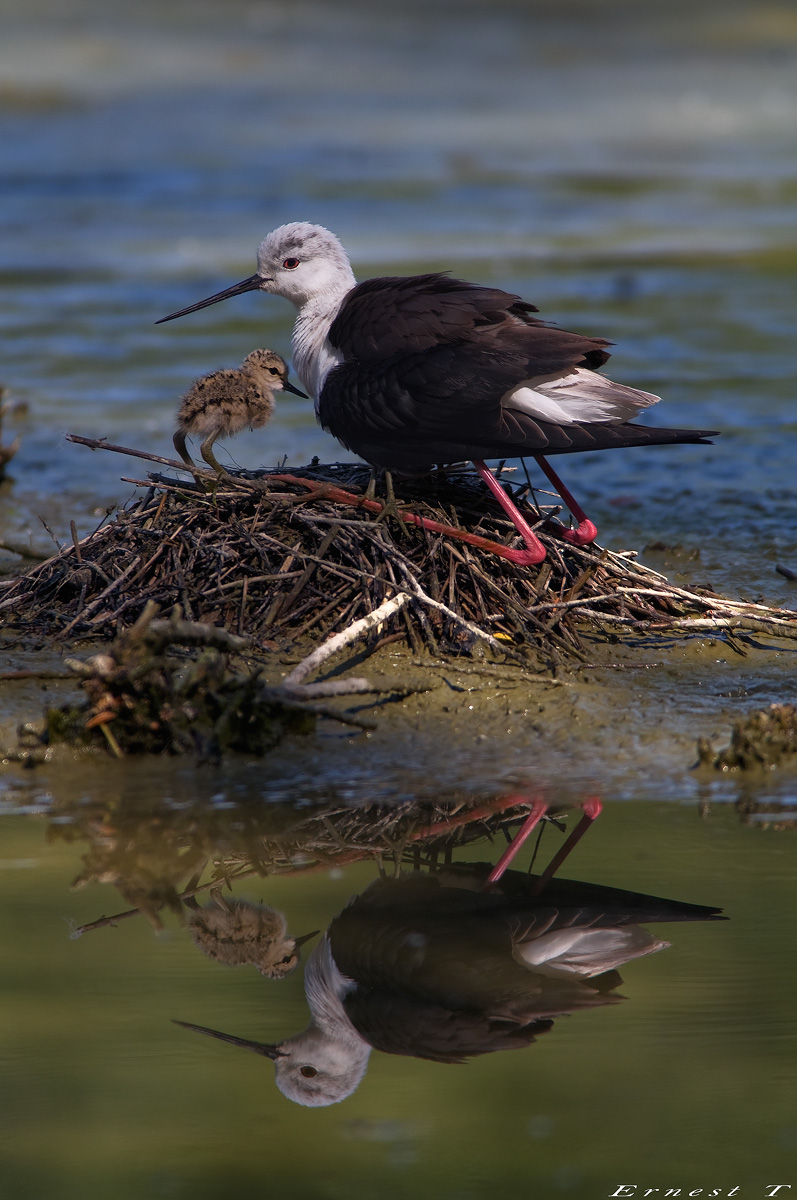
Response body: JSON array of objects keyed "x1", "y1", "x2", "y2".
[
  {"x1": 328, "y1": 274, "x2": 611, "y2": 371},
  {"x1": 321, "y1": 278, "x2": 716, "y2": 466},
  {"x1": 321, "y1": 275, "x2": 666, "y2": 451},
  {"x1": 343, "y1": 988, "x2": 555, "y2": 1062},
  {"x1": 319, "y1": 353, "x2": 711, "y2": 467}
]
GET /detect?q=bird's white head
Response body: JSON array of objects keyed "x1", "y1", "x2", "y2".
[
  {"x1": 272, "y1": 1026, "x2": 371, "y2": 1107},
  {"x1": 255, "y1": 222, "x2": 356, "y2": 308},
  {"x1": 156, "y1": 222, "x2": 356, "y2": 325},
  {"x1": 172, "y1": 1019, "x2": 371, "y2": 1108}
]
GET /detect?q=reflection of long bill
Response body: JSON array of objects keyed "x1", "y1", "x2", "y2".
[{"x1": 173, "y1": 1020, "x2": 285, "y2": 1058}]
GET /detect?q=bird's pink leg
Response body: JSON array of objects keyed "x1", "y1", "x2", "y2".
[
  {"x1": 533, "y1": 454, "x2": 598, "y2": 546},
  {"x1": 473, "y1": 461, "x2": 547, "y2": 564},
  {"x1": 530, "y1": 798, "x2": 603, "y2": 896},
  {"x1": 482, "y1": 797, "x2": 549, "y2": 887}
]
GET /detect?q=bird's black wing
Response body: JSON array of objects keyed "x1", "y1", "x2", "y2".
[
  {"x1": 319, "y1": 347, "x2": 715, "y2": 471},
  {"x1": 321, "y1": 274, "x2": 715, "y2": 470},
  {"x1": 440, "y1": 866, "x2": 727, "y2": 927},
  {"x1": 328, "y1": 273, "x2": 611, "y2": 371},
  {"x1": 344, "y1": 988, "x2": 554, "y2": 1063}
]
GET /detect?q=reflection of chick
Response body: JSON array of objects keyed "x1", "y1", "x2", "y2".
[
  {"x1": 185, "y1": 893, "x2": 318, "y2": 979},
  {"x1": 173, "y1": 349, "x2": 306, "y2": 475}
]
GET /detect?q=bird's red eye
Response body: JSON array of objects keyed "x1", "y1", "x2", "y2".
[
  {"x1": 300, "y1": 1066, "x2": 318, "y2": 1078},
  {"x1": 282, "y1": 257, "x2": 300, "y2": 269}
]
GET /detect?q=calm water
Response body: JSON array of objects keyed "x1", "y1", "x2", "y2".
[
  {"x1": 2, "y1": 0, "x2": 797, "y2": 1196},
  {"x1": 1, "y1": 795, "x2": 797, "y2": 1200}
]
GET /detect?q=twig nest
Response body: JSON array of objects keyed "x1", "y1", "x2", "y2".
[{"x1": 5, "y1": 456, "x2": 797, "y2": 668}]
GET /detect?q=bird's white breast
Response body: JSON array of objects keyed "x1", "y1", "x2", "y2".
[{"x1": 291, "y1": 298, "x2": 346, "y2": 407}]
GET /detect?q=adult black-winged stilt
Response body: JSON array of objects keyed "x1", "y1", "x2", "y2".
[
  {"x1": 173, "y1": 348, "x2": 306, "y2": 476},
  {"x1": 158, "y1": 223, "x2": 717, "y2": 563}
]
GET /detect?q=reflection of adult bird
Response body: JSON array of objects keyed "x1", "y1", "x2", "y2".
[{"x1": 176, "y1": 868, "x2": 723, "y2": 1106}]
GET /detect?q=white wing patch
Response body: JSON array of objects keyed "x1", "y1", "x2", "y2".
[
  {"x1": 512, "y1": 925, "x2": 669, "y2": 977},
  {"x1": 502, "y1": 367, "x2": 661, "y2": 426}
]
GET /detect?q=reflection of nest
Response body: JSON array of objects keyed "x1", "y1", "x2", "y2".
[
  {"x1": 49, "y1": 790, "x2": 561, "y2": 935},
  {"x1": 203, "y1": 793, "x2": 555, "y2": 878},
  {"x1": 735, "y1": 801, "x2": 797, "y2": 831},
  {"x1": 4, "y1": 444, "x2": 795, "y2": 664}
]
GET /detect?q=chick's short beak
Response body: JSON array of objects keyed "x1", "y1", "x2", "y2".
[{"x1": 293, "y1": 929, "x2": 320, "y2": 949}]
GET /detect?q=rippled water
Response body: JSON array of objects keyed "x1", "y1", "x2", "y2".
[
  {"x1": 2, "y1": 0, "x2": 797, "y2": 582},
  {"x1": 2, "y1": 1, "x2": 797, "y2": 1196}
]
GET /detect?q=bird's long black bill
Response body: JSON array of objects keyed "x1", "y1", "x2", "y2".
[
  {"x1": 282, "y1": 380, "x2": 309, "y2": 399},
  {"x1": 156, "y1": 273, "x2": 266, "y2": 324},
  {"x1": 173, "y1": 1019, "x2": 285, "y2": 1058}
]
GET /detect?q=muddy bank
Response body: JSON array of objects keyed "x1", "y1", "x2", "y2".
[
  {"x1": 3, "y1": 617, "x2": 796, "y2": 812},
  {"x1": 3, "y1": 457, "x2": 797, "y2": 810}
]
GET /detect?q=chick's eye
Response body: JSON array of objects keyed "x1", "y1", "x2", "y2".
[
  {"x1": 282, "y1": 257, "x2": 300, "y2": 269},
  {"x1": 300, "y1": 1066, "x2": 317, "y2": 1078},
  {"x1": 280, "y1": 954, "x2": 293, "y2": 964},
  {"x1": 268, "y1": 367, "x2": 280, "y2": 376}
]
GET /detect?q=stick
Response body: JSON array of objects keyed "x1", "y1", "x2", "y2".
[
  {"x1": 282, "y1": 592, "x2": 410, "y2": 685},
  {"x1": 393, "y1": 566, "x2": 527, "y2": 663},
  {"x1": 0, "y1": 670, "x2": 74, "y2": 681},
  {"x1": 66, "y1": 434, "x2": 199, "y2": 474},
  {"x1": 0, "y1": 539, "x2": 51, "y2": 561},
  {"x1": 278, "y1": 679, "x2": 377, "y2": 699},
  {"x1": 70, "y1": 521, "x2": 82, "y2": 564},
  {"x1": 56, "y1": 558, "x2": 142, "y2": 638},
  {"x1": 142, "y1": 616, "x2": 249, "y2": 653}
]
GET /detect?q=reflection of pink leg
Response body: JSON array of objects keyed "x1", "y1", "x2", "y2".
[
  {"x1": 483, "y1": 797, "x2": 549, "y2": 887},
  {"x1": 473, "y1": 461, "x2": 546, "y2": 565},
  {"x1": 530, "y1": 798, "x2": 603, "y2": 895},
  {"x1": 533, "y1": 454, "x2": 598, "y2": 546}
]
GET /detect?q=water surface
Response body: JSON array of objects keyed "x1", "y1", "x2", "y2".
[
  {"x1": 1, "y1": 796, "x2": 796, "y2": 1200},
  {"x1": 2, "y1": 1, "x2": 797, "y2": 1196}
]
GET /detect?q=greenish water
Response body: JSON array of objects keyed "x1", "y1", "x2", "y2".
[
  {"x1": 2, "y1": 0, "x2": 797, "y2": 1195},
  {"x1": 1, "y1": 800, "x2": 796, "y2": 1200}
]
